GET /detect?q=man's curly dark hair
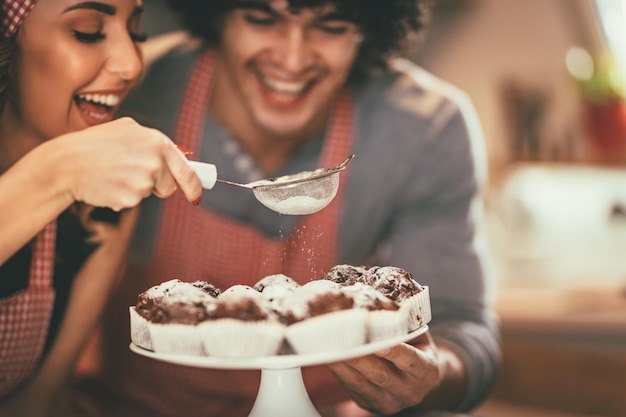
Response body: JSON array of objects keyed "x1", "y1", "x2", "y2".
[{"x1": 167, "y1": 0, "x2": 431, "y2": 80}]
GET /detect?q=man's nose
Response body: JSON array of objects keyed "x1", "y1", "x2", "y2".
[{"x1": 278, "y1": 26, "x2": 314, "y2": 73}]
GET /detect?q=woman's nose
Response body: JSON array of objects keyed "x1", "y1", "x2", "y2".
[{"x1": 105, "y1": 33, "x2": 143, "y2": 81}]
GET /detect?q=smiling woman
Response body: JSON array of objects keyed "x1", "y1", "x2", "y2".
[
  {"x1": 15, "y1": 0, "x2": 144, "y2": 132},
  {"x1": 0, "y1": 0, "x2": 203, "y2": 415}
]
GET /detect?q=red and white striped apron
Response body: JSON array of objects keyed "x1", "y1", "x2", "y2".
[
  {"x1": 111, "y1": 49, "x2": 355, "y2": 416},
  {"x1": 0, "y1": 221, "x2": 56, "y2": 398}
]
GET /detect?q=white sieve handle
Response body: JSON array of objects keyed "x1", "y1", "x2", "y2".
[{"x1": 188, "y1": 161, "x2": 217, "y2": 190}]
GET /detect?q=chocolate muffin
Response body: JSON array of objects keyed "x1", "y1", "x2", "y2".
[
  {"x1": 283, "y1": 280, "x2": 368, "y2": 354},
  {"x1": 131, "y1": 279, "x2": 219, "y2": 355},
  {"x1": 131, "y1": 264, "x2": 431, "y2": 358},
  {"x1": 198, "y1": 285, "x2": 285, "y2": 358},
  {"x1": 368, "y1": 267, "x2": 429, "y2": 331},
  {"x1": 368, "y1": 266, "x2": 424, "y2": 302},
  {"x1": 322, "y1": 264, "x2": 370, "y2": 286},
  {"x1": 135, "y1": 279, "x2": 218, "y2": 324}
]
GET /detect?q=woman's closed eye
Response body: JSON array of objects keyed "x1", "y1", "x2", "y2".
[
  {"x1": 72, "y1": 30, "x2": 148, "y2": 44},
  {"x1": 73, "y1": 30, "x2": 105, "y2": 43}
]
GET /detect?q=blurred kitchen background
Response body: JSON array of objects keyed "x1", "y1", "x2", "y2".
[{"x1": 139, "y1": 1, "x2": 626, "y2": 416}]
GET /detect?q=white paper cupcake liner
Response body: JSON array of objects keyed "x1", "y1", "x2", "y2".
[
  {"x1": 401, "y1": 287, "x2": 431, "y2": 331},
  {"x1": 367, "y1": 306, "x2": 411, "y2": 342},
  {"x1": 148, "y1": 322, "x2": 204, "y2": 356},
  {"x1": 199, "y1": 319, "x2": 285, "y2": 358},
  {"x1": 129, "y1": 306, "x2": 153, "y2": 351},
  {"x1": 284, "y1": 309, "x2": 368, "y2": 354}
]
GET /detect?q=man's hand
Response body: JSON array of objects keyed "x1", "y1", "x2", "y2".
[{"x1": 327, "y1": 332, "x2": 459, "y2": 416}]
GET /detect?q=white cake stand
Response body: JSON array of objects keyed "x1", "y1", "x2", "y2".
[{"x1": 130, "y1": 325, "x2": 428, "y2": 417}]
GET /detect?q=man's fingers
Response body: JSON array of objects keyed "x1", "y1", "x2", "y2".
[
  {"x1": 328, "y1": 361, "x2": 389, "y2": 412},
  {"x1": 375, "y1": 333, "x2": 437, "y2": 371}
]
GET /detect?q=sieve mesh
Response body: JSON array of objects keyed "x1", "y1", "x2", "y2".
[
  {"x1": 208, "y1": 154, "x2": 354, "y2": 215},
  {"x1": 253, "y1": 174, "x2": 340, "y2": 215}
]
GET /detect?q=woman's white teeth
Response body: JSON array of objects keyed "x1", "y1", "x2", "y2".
[
  {"x1": 262, "y1": 76, "x2": 307, "y2": 94},
  {"x1": 77, "y1": 93, "x2": 120, "y2": 106}
]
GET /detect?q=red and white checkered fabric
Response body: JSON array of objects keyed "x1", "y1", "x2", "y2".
[
  {"x1": 0, "y1": 221, "x2": 56, "y2": 397},
  {"x1": 158, "y1": 47, "x2": 353, "y2": 286},
  {"x1": 116, "y1": 48, "x2": 356, "y2": 413},
  {"x1": 1, "y1": 0, "x2": 37, "y2": 38}
]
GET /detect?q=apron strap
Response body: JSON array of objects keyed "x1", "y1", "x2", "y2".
[{"x1": 173, "y1": 49, "x2": 216, "y2": 152}]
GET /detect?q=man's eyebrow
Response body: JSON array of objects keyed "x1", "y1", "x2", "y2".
[
  {"x1": 235, "y1": 1, "x2": 279, "y2": 15},
  {"x1": 316, "y1": 11, "x2": 355, "y2": 23},
  {"x1": 233, "y1": 1, "x2": 354, "y2": 22},
  {"x1": 63, "y1": 1, "x2": 117, "y2": 15}
]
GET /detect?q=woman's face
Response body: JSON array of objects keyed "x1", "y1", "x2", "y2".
[{"x1": 13, "y1": 0, "x2": 144, "y2": 140}]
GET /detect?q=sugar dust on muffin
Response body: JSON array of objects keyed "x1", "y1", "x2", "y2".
[
  {"x1": 322, "y1": 264, "x2": 431, "y2": 332},
  {"x1": 198, "y1": 285, "x2": 285, "y2": 357},
  {"x1": 253, "y1": 278, "x2": 298, "y2": 327},
  {"x1": 368, "y1": 266, "x2": 423, "y2": 300},
  {"x1": 282, "y1": 280, "x2": 369, "y2": 354},
  {"x1": 340, "y1": 282, "x2": 410, "y2": 341},
  {"x1": 368, "y1": 266, "x2": 430, "y2": 331},
  {"x1": 322, "y1": 264, "x2": 369, "y2": 286},
  {"x1": 130, "y1": 279, "x2": 220, "y2": 355},
  {"x1": 134, "y1": 279, "x2": 220, "y2": 324},
  {"x1": 253, "y1": 274, "x2": 300, "y2": 293},
  {"x1": 130, "y1": 266, "x2": 431, "y2": 358}
]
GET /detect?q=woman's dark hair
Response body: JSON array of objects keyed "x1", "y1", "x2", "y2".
[
  {"x1": 0, "y1": 35, "x2": 17, "y2": 114},
  {"x1": 167, "y1": 0, "x2": 431, "y2": 80}
]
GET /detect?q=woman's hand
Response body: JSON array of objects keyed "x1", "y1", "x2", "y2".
[
  {"x1": 0, "y1": 117, "x2": 201, "y2": 262},
  {"x1": 55, "y1": 117, "x2": 202, "y2": 210}
]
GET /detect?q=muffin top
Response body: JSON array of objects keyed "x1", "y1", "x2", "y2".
[
  {"x1": 253, "y1": 274, "x2": 300, "y2": 293},
  {"x1": 214, "y1": 285, "x2": 273, "y2": 321},
  {"x1": 191, "y1": 280, "x2": 222, "y2": 298},
  {"x1": 368, "y1": 266, "x2": 424, "y2": 301},
  {"x1": 135, "y1": 265, "x2": 424, "y2": 326},
  {"x1": 322, "y1": 264, "x2": 370, "y2": 286},
  {"x1": 135, "y1": 279, "x2": 218, "y2": 324},
  {"x1": 340, "y1": 282, "x2": 399, "y2": 311},
  {"x1": 273, "y1": 280, "x2": 354, "y2": 325}
]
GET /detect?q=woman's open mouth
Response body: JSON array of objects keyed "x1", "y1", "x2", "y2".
[{"x1": 74, "y1": 93, "x2": 120, "y2": 125}]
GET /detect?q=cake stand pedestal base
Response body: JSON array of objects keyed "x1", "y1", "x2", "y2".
[{"x1": 249, "y1": 367, "x2": 321, "y2": 417}]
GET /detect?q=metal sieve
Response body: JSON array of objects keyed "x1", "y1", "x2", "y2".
[{"x1": 188, "y1": 155, "x2": 354, "y2": 215}]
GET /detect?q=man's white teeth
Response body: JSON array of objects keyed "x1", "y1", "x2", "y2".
[
  {"x1": 77, "y1": 93, "x2": 120, "y2": 106},
  {"x1": 261, "y1": 76, "x2": 307, "y2": 94}
]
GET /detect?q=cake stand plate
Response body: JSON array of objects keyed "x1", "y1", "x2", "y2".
[{"x1": 130, "y1": 325, "x2": 428, "y2": 417}]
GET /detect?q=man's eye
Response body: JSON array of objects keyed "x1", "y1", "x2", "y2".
[
  {"x1": 244, "y1": 14, "x2": 276, "y2": 26},
  {"x1": 73, "y1": 30, "x2": 105, "y2": 43}
]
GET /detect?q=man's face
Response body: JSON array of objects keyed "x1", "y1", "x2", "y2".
[{"x1": 217, "y1": 0, "x2": 362, "y2": 138}]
